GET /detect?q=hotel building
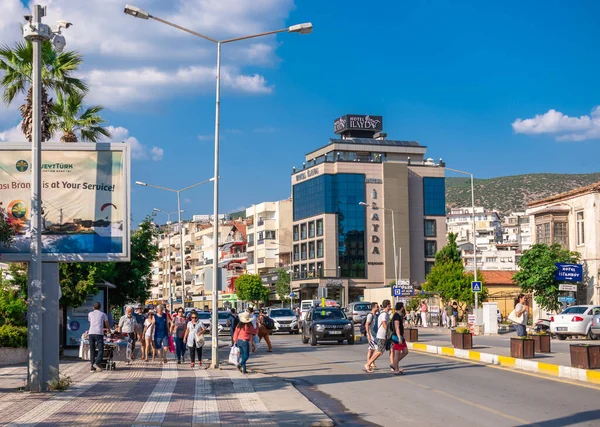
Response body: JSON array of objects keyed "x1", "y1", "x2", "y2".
[{"x1": 290, "y1": 114, "x2": 446, "y2": 305}]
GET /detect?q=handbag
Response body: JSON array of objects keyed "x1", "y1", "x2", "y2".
[
  {"x1": 168, "y1": 335, "x2": 175, "y2": 353},
  {"x1": 228, "y1": 345, "x2": 240, "y2": 365},
  {"x1": 195, "y1": 332, "x2": 205, "y2": 347},
  {"x1": 507, "y1": 309, "x2": 523, "y2": 324}
]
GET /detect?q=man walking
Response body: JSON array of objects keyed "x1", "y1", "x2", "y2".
[
  {"x1": 364, "y1": 299, "x2": 391, "y2": 373},
  {"x1": 229, "y1": 308, "x2": 239, "y2": 345},
  {"x1": 365, "y1": 302, "x2": 379, "y2": 370},
  {"x1": 88, "y1": 302, "x2": 110, "y2": 372},
  {"x1": 445, "y1": 302, "x2": 455, "y2": 329},
  {"x1": 258, "y1": 309, "x2": 273, "y2": 352},
  {"x1": 118, "y1": 306, "x2": 137, "y2": 360}
]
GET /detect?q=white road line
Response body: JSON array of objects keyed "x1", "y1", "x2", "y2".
[
  {"x1": 131, "y1": 364, "x2": 177, "y2": 427},
  {"x1": 192, "y1": 369, "x2": 220, "y2": 425},
  {"x1": 225, "y1": 371, "x2": 276, "y2": 426},
  {"x1": 5, "y1": 369, "x2": 109, "y2": 427}
]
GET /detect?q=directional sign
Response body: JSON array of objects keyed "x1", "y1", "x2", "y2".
[
  {"x1": 559, "y1": 284, "x2": 577, "y2": 292},
  {"x1": 555, "y1": 263, "x2": 583, "y2": 282},
  {"x1": 392, "y1": 281, "x2": 413, "y2": 297},
  {"x1": 471, "y1": 281, "x2": 482, "y2": 292},
  {"x1": 289, "y1": 292, "x2": 296, "y2": 298},
  {"x1": 558, "y1": 296, "x2": 576, "y2": 304},
  {"x1": 392, "y1": 287, "x2": 403, "y2": 297}
]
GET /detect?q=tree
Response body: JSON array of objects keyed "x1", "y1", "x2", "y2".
[
  {"x1": 0, "y1": 206, "x2": 17, "y2": 249},
  {"x1": 274, "y1": 268, "x2": 291, "y2": 301},
  {"x1": 235, "y1": 274, "x2": 269, "y2": 304},
  {"x1": 49, "y1": 91, "x2": 110, "y2": 142},
  {"x1": 7, "y1": 263, "x2": 28, "y2": 298},
  {"x1": 0, "y1": 40, "x2": 87, "y2": 141},
  {"x1": 513, "y1": 243, "x2": 580, "y2": 312},
  {"x1": 59, "y1": 263, "x2": 102, "y2": 308},
  {"x1": 0, "y1": 286, "x2": 27, "y2": 326}
]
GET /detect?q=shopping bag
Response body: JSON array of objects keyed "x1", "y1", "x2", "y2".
[
  {"x1": 229, "y1": 345, "x2": 240, "y2": 365},
  {"x1": 168, "y1": 335, "x2": 175, "y2": 353},
  {"x1": 507, "y1": 309, "x2": 523, "y2": 324}
]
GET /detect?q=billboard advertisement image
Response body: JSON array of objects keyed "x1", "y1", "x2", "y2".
[{"x1": 0, "y1": 143, "x2": 130, "y2": 262}]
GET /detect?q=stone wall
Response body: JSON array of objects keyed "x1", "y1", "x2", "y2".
[{"x1": 0, "y1": 347, "x2": 27, "y2": 366}]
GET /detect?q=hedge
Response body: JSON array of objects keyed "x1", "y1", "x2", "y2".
[{"x1": 0, "y1": 324, "x2": 27, "y2": 348}]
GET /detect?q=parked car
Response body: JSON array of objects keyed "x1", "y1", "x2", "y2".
[
  {"x1": 550, "y1": 305, "x2": 600, "y2": 340},
  {"x1": 344, "y1": 302, "x2": 372, "y2": 324},
  {"x1": 301, "y1": 307, "x2": 354, "y2": 346},
  {"x1": 592, "y1": 312, "x2": 600, "y2": 337},
  {"x1": 193, "y1": 311, "x2": 223, "y2": 335},
  {"x1": 218, "y1": 311, "x2": 232, "y2": 334},
  {"x1": 269, "y1": 308, "x2": 300, "y2": 334}
]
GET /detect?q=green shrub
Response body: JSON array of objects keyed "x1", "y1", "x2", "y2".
[
  {"x1": 0, "y1": 289, "x2": 27, "y2": 326},
  {"x1": 0, "y1": 324, "x2": 27, "y2": 347}
]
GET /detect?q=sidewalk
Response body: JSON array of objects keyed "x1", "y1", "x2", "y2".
[{"x1": 0, "y1": 357, "x2": 332, "y2": 427}]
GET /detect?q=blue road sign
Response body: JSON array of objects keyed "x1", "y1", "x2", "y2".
[
  {"x1": 558, "y1": 296, "x2": 576, "y2": 304},
  {"x1": 289, "y1": 292, "x2": 295, "y2": 298},
  {"x1": 392, "y1": 287, "x2": 403, "y2": 297},
  {"x1": 471, "y1": 281, "x2": 482, "y2": 292}
]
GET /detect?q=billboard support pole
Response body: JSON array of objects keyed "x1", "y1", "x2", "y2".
[{"x1": 41, "y1": 263, "x2": 59, "y2": 386}]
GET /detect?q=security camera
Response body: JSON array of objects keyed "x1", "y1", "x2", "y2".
[
  {"x1": 24, "y1": 14, "x2": 32, "y2": 22},
  {"x1": 56, "y1": 20, "x2": 72, "y2": 30},
  {"x1": 52, "y1": 33, "x2": 66, "y2": 53}
]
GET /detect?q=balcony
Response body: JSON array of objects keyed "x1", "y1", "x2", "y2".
[
  {"x1": 257, "y1": 220, "x2": 264, "y2": 226},
  {"x1": 223, "y1": 252, "x2": 247, "y2": 260}
]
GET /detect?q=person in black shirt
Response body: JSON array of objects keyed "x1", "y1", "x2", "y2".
[{"x1": 391, "y1": 302, "x2": 409, "y2": 375}]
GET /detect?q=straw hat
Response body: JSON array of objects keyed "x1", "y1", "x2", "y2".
[{"x1": 238, "y1": 312, "x2": 252, "y2": 324}]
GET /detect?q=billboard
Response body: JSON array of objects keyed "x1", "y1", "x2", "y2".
[
  {"x1": 555, "y1": 263, "x2": 583, "y2": 282},
  {"x1": 0, "y1": 143, "x2": 130, "y2": 262},
  {"x1": 333, "y1": 114, "x2": 383, "y2": 134}
]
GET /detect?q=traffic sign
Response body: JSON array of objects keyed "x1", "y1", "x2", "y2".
[
  {"x1": 392, "y1": 287, "x2": 403, "y2": 297},
  {"x1": 391, "y1": 281, "x2": 413, "y2": 297},
  {"x1": 289, "y1": 292, "x2": 295, "y2": 298},
  {"x1": 559, "y1": 284, "x2": 577, "y2": 292},
  {"x1": 558, "y1": 296, "x2": 576, "y2": 303},
  {"x1": 471, "y1": 281, "x2": 482, "y2": 292}
]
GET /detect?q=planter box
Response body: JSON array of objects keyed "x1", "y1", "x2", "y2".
[
  {"x1": 510, "y1": 338, "x2": 535, "y2": 359},
  {"x1": 404, "y1": 328, "x2": 418, "y2": 342},
  {"x1": 570, "y1": 344, "x2": 600, "y2": 369},
  {"x1": 0, "y1": 347, "x2": 27, "y2": 366},
  {"x1": 530, "y1": 334, "x2": 551, "y2": 353},
  {"x1": 452, "y1": 332, "x2": 473, "y2": 349}
]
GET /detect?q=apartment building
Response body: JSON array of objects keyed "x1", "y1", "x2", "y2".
[
  {"x1": 463, "y1": 245, "x2": 520, "y2": 271},
  {"x1": 527, "y1": 182, "x2": 600, "y2": 305},
  {"x1": 501, "y1": 212, "x2": 532, "y2": 251},
  {"x1": 290, "y1": 114, "x2": 447, "y2": 306},
  {"x1": 447, "y1": 207, "x2": 502, "y2": 251}
]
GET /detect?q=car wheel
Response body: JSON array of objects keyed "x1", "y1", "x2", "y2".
[
  {"x1": 587, "y1": 329, "x2": 599, "y2": 340},
  {"x1": 337, "y1": 340, "x2": 344, "y2": 344},
  {"x1": 310, "y1": 333, "x2": 317, "y2": 346},
  {"x1": 557, "y1": 334, "x2": 567, "y2": 340},
  {"x1": 301, "y1": 332, "x2": 309, "y2": 344}
]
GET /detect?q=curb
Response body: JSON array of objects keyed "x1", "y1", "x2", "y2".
[{"x1": 406, "y1": 342, "x2": 600, "y2": 385}]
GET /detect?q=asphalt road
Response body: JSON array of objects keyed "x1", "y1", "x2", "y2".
[{"x1": 242, "y1": 332, "x2": 600, "y2": 427}]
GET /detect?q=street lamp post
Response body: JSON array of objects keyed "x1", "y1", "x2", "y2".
[
  {"x1": 359, "y1": 202, "x2": 399, "y2": 288},
  {"x1": 137, "y1": 178, "x2": 214, "y2": 311},
  {"x1": 125, "y1": 4, "x2": 312, "y2": 368},
  {"x1": 153, "y1": 208, "x2": 181, "y2": 313}
]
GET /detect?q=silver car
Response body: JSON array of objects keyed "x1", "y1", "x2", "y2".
[
  {"x1": 344, "y1": 302, "x2": 372, "y2": 324},
  {"x1": 591, "y1": 312, "x2": 600, "y2": 337},
  {"x1": 269, "y1": 308, "x2": 300, "y2": 334}
]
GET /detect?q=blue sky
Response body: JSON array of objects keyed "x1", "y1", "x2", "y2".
[{"x1": 1, "y1": 0, "x2": 600, "y2": 223}]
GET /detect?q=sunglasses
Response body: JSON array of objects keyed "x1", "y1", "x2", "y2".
[{"x1": 191, "y1": 317, "x2": 198, "y2": 319}]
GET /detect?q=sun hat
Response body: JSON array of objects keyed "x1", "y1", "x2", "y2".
[{"x1": 238, "y1": 312, "x2": 252, "y2": 324}]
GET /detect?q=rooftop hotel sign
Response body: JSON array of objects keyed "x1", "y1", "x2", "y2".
[{"x1": 334, "y1": 114, "x2": 383, "y2": 134}]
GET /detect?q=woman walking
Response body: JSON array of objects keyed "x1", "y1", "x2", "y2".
[
  {"x1": 184, "y1": 311, "x2": 207, "y2": 368},
  {"x1": 233, "y1": 312, "x2": 258, "y2": 374},
  {"x1": 171, "y1": 308, "x2": 188, "y2": 364},
  {"x1": 153, "y1": 304, "x2": 171, "y2": 363},
  {"x1": 142, "y1": 310, "x2": 156, "y2": 362},
  {"x1": 512, "y1": 294, "x2": 529, "y2": 337}
]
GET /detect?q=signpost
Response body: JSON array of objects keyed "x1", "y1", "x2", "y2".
[
  {"x1": 559, "y1": 284, "x2": 577, "y2": 292},
  {"x1": 555, "y1": 263, "x2": 583, "y2": 282},
  {"x1": 392, "y1": 281, "x2": 413, "y2": 297},
  {"x1": 558, "y1": 296, "x2": 576, "y2": 304},
  {"x1": 471, "y1": 281, "x2": 482, "y2": 292}
]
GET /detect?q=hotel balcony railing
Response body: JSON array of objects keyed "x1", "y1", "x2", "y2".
[
  {"x1": 223, "y1": 252, "x2": 247, "y2": 260},
  {"x1": 292, "y1": 269, "x2": 339, "y2": 280}
]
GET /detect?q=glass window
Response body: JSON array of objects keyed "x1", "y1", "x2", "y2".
[
  {"x1": 293, "y1": 225, "x2": 299, "y2": 241},
  {"x1": 317, "y1": 261, "x2": 324, "y2": 276},
  {"x1": 425, "y1": 240, "x2": 437, "y2": 258},
  {"x1": 317, "y1": 240, "x2": 324, "y2": 258},
  {"x1": 293, "y1": 244, "x2": 299, "y2": 262},
  {"x1": 536, "y1": 223, "x2": 551, "y2": 245},
  {"x1": 308, "y1": 221, "x2": 315, "y2": 238},
  {"x1": 423, "y1": 177, "x2": 446, "y2": 216},
  {"x1": 424, "y1": 219, "x2": 436, "y2": 237},
  {"x1": 301, "y1": 243, "x2": 307, "y2": 260},
  {"x1": 425, "y1": 261, "x2": 435, "y2": 275},
  {"x1": 553, "y1": 222, "x2": 568, "y2": 247},
  {"x1": 309, "y1": 241, "x2": 315, "y2": 259},
  {"x1": 576, "y1": 211, "x2": 584, "y2": 245},
  {"x1": 300, "y1": 223, "x2": 307, "y2": 239},
  {"x1": 265, "y1": 230, "x2": 276, "y2": 240},
  {"x1": 316, "y1": 219, "x2": 323, "y2": 236}
]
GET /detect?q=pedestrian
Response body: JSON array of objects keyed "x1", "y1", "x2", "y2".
[
  {"x1": 153, "y1": 304, "x2": 171, "y2": 363},
  {"x1": 233, "y1": 311, "x2": 258, "y2": 374},
  {"x1": 134, "y1": 304, "x2": 146, "y2": 358},
  {"x1": 117, "y1": 306, "x2": 138, "y2": 360},
  {"x1": 229, "y1": 308, "x2": 240, "y2": 345},
  {"x1": 445, "y1": 302, "x2": 455, "y2": 329},
  {"x1": 142, "y1": 310, "x2": 156, "y2": 362},
  {"x1": 512, "y1": 294, "x2": 529, "y2": 337},
  {"x1": 453, "y1": 302, "x2": 459, "y2": 323},
  {"x1": 88, "y1": 302, "x2": 110, "y2": 372},
  {"x1": 364, "y1": 299, "x2": 391, "y2": 373},
  {"x1": 420, "y1": 300, "x2": 429, "y2": 328},
  {"x1": 365, "y1": 302, "x2": 380, "y2": 370},
  {"x1": 184, "y1": 310, "x2": 207, "y2": 368},
  {"x1": 413, "y1": 307, "x2": 421, "y2": 326},
  {"x1": 257, "y1": 309, "x2": 273, "y2": 352},
  {"x1": 171, "y1": 307, "x2": 188, "y2": 364},
  {"x1": 390, "y1": 302, "x2": 408, "y2": 375},
  {"x1": 246, "y1": 306, "x2": 260, "y2": 351}
]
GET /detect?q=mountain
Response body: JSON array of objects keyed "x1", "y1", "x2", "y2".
[{"x1": 446, "y1": 173, "x2": 600, "y2": 218}]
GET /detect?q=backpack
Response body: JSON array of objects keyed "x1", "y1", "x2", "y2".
[
  {"x1": 263, "y1": 316, "x2": 275, "y2": 330},
  {"x1": 386, "y1": 313, "x2": 398, "y2": 342},
  {"x1": 367, "y1": 312, "x2": 379, "y2": 338},
  {"x1": 360, "y1": 313, "x2": 377, "y2": 335}
]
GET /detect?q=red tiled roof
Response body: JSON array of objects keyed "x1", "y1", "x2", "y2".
[
  {"x1": 528, "y1": 181, "x2": 600, "y2": 208},
  {"x1": 480, "y1": 270, "x2": 517, "y2": 285}
]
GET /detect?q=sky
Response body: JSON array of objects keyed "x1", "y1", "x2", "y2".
[{"x1": 0, "y1": 0, "x2": 599, "y2": 224}]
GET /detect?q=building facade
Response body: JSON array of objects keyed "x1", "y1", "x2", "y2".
[
  {"x1": 527, "y1": 183, "x2": 600, "y2": 305},
  {"x1": 290, "y1": 114, "x2": 446, "y2": 306},
  {"x1": 447, "y1": 207, "x2": 502, "y2": 252},
  {"x1": 501, "y1": 212, "x2": 532, "y2": 251}
]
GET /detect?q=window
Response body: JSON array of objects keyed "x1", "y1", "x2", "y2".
[
  {"x1": 317, "y1": 240, "x2": 324, "y2": 258},
  {"x1": 317, "y1": 261, "x2": 324, "y2": 276},
  {"x1": 265, "y1": 230, "x2": 276, "y2": 240},
  {"x1": 536, "y1": 223, "x2": 551, "y2": 245},
  {"x1": 309, "y1": 241, "x2": 315, "y2": 259},
  {"x1": 308, "y1": 221, "x2": 315, "y2": 238},
  {"x1": 247, "y1": 252, "x2": 254, "y2": 264},
  {"x1": 553, "y1": 222, "x2": 568, "y2": 247},
  {"x1": 425, "y1": 261, "x2": 435, "y2": 275},
  {"x1": 247, "y1": 234, "x2": 254, "y2": 247},
  {"x1": 576, "y1": 211, "x2": 585, "y2": 245},
  {"x1": 425, "y1": 240, "x2": 437, "y2": 258},
  {"x1": 301, "y1": 243, "x2": 307, "y2": 260},
  {"x1": 293, "y1": 225, "x2": 299, "y2": 241},
  {"x1": 258, "y1": 257, "x2": 265, "y2": 264},
  {"x1": 424, "y1": 219, "x2": 436, "y2": 237},
  {"x1": 293, "y1": 244, "x2": 299, "y2": 262},
  {"x1": 485, "y1": 257, "x2": 497, "y2": 263},
  {"x1": 308, "y1": 263, "x2": 316, "y2": 277},
  {"x1": 301, "y1": 223, "x2": 307, "y2": 240},
  {"x1": 316, "y1": 219, "x2": 323, "y2": 236},
  {"x1": 423, "y1": 177, "x2": 446, "y2": 216}
]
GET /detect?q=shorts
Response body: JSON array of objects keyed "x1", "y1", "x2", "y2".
[
  {"x1": 393, "y1": 342, "x2": 407, "y2": 352},
  {"x1": 376, "y1": 338, "x2": 387, "y2": 353},
  {"x1": 154, "y1": 336, "x2": 168, "y2": 350},
  {"x1": 368, "y1": 337, "x2": 377, "y2": 351}
]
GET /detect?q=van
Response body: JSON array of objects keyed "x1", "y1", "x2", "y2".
[{"x1": 300, "y1": 299, "x2": 339, "y2": 322}]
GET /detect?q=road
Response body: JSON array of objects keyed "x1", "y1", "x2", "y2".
[{"x1": 243, "y1": 332, "x2": 600, "y2": 427}]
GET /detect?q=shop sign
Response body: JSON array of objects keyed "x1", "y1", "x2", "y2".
[
  {"x1": 334, "y1": 114, "x2": 383, "y2": 134},
  {"x1": 554, "y1": 263, "x2": 583, "y2": 282},
  {"x1": 325, "y1": 278, "x2": 343, "y2": 286},
  {"x1": 365, "y1": 178, "x2": 383, "y2": 184},
  {"x1": 295, "y1": 167, "x2": 320, "y2": 182}
]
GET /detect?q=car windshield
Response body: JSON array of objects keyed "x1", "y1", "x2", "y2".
[
  {"x1": 354, "y1": 303, "x2": 371, "y2": 311},
  {"x1": 196, "y1": 312, "x2": 211, "y2": 320},
  {"x1": 218, "y1": 312, "x2": 230, "y2": 320},
  {"x1": 271, "y1": 309, "x2": 294, "y2": 317},
  {"x1": 302, "y1": 302, "x2": 314, "y2": 310},
  {"x1": 313, "y1": 309, "x2": 346, "y2": 321},
  {"x1": 561, "y1": 306, "x2": 588, "y2": 315}
]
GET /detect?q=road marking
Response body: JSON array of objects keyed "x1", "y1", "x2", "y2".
[
  {"x1": 225, "y1": 371, "x2": 276, "y2": 425},
  {"x1": 192, "y1": 369, "x2": 220, "y2": 425},
  {"x1": 132, "y1": 364, "x2": 177, "y2": 427}
]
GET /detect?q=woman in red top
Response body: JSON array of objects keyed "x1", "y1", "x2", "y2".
[{"x1": 233, "y1": 312, "x2": 258, "y2": 374}]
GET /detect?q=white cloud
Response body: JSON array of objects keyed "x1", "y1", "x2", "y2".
[
  {"x1": 183, "y1": 198, "x2": 192, "y2": 204},
  {"x1": 100, "y1": 126, "x2": 163, "y2": 161},
  {"x1": 197, "y1": 134, "x2": 213, "y2": 141},
  {"x1": 150, "y1": 146, "x2": 164, "y2": 161},
  {"x1": 0, "y1": 124, "x2": 24, "y2": 142},
  {"x1": 512, "y1": 106, "x2": 600, "y2": 142}
]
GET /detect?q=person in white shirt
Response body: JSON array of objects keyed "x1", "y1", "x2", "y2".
[
  {"x1": 142, "y1": 311, "x2": 156, "y2": 362},
  {"x1": 88, "y1": 302, "x2": 110, "y2": 372},
  {"x1": 364, "y1": 299, "x2": 391, "y2": 373}
]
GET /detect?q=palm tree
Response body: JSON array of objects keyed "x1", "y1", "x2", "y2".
[
  {"x1": 50, "y1": 91, "x2": 110, "y2": 142},
  {"x1": 0, "y1": 40, "x2": 87, "y2": 142}
]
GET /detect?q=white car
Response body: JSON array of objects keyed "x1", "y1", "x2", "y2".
[{"x1": 550, "y1": 305, "x2": 600, "y2": 340}]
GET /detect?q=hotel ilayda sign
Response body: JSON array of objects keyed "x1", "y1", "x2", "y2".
[{"x1": 334, "y1": 114, "x2": 383, "y2": 134}]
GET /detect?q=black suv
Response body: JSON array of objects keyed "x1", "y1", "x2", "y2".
[{"x1": 301, "y1": 307, "x2": 354, "y2": 346}]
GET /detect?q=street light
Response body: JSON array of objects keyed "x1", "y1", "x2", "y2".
[
  {"x1": 136, "y1": 177, "x2": 214, "y2": 312},
  {"x1": 153, "y1": 208, "x2": 182, "y2": 313},
  {"x1": 124, "y1": 4, "x2": 312, "y2": 368},
  {"x1": 359, "y1": 202, "x2": 399, "y2": 288}
]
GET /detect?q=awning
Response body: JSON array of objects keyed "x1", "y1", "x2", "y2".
[{"x1": 221, "y1": 243, "x2": 234, "y2": 251}]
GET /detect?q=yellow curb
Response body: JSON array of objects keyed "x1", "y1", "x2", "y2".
[
  {"x1": 412, "y1": 343, "x2": 428, "y2": 352},
  {"x1": 440, "y1": 347, "x2": 454, "y2": 357},
  {"x1": 586, "y1": 370, "x2": 600, "y2": 385},
  {"x1": 468, "y1": 351, "x2": 481, "y2": 361},
  {"x1": 498, "y1": 356, "x2": 516, "y2": 367},
  {"x1": 538, "y1": 362, "x2": 559, "y2": 377}
]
